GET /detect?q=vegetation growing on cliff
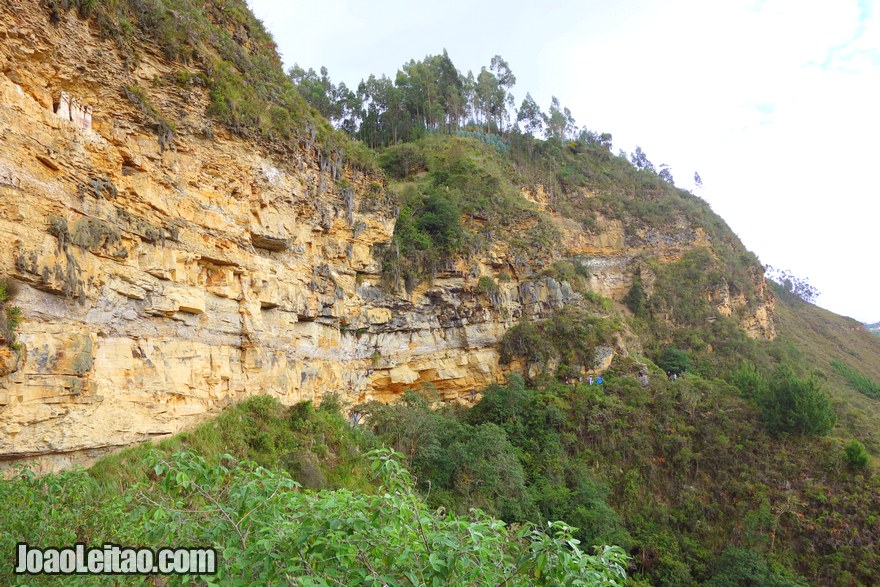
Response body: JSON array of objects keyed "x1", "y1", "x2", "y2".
[
  {"x1": 45, "y1": 0, "x2": 375, "y2": 168},
  {"x1": 499, "y1": 309, "x2": 620, "y2": 381},
  {"x1": 0, "y1": 279, "x2": 21, "y2": 346},
  {"x1": 378, "y1": 135, "x2": 558, "y2": 291},
  {"x1": 282, "y1": 51, "x2": 762, "y2": 299}
]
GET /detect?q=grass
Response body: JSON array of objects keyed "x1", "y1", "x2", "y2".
[
  {"x1": 771, "y1": 281, "x2": 880, "y2": 453},
  {"x1": 831, "y1": 360, "x2": 880, "y2": 399},
  {"x1": 89, "y1": 395, "x2": 375, "y2": 495}
]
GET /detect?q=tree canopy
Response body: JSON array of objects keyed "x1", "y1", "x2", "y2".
[{"x1": 288, "y1": 52, "x2": 598, "y2": 150}]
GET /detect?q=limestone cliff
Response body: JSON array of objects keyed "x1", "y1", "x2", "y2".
[{"x1": 0, "y1": 0, "x2": 775, "y2": 471}]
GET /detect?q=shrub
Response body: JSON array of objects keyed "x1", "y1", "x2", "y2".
[
  {"x1": 1, "y1": 447, "x2": 629, "y2": 586},
  {"x1": 843, "y1": 440, "x2": 869, "y2": 471},
  {"x1": 381, "y1": 186, "x2": 467, "y2": 292},
  {"x1": 378, "y1": 143, "x2": 427, "y2": 179},
  {"x1": 361, "y1": 392, "x2": 535, "y2": 522},
  {"x1": 760, "y1": 368, "x2": 836, "y2": 437},
  {"x1": 657, "y1": 346, "x2": 691, "y2": 375},
  {"x1": 706, "y1": 546, "x2": 808, "y2": 587},
  {"x1": 416, "y1": 192, "x2": 464, "y2": 253},
  {"x1": 141, "y1": 449, "x2": 628, "y2": 585},
  {"x1": 476, "y1": 275, "x2": 500, "y2": 299},
  {"x1": 730, "y1": 361, "x2": 768, "y2": 400},
  {"x1": 499, "y1": 310, "x2": 619, "y2": 381},
  {"x1": 499, "y1": 322, "x2": 549, "y2": 364},
  {"x1": 0, "y1": 279, "x2": 21, "y2": 346},
  {"x1": 624, "y1": 275, "x2": 648, "y2": 317}
]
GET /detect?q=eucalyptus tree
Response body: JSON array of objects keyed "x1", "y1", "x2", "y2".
[
  {"x1": 544, "y1": 96, "x2": 568, "y2": 142},
  {"x1": 517, "y1": 93, "x2": 544, "y2": 137},
  {"x1": 490, "y1": 55, "x2": 517, "y2": 133},
  {"x1": 630, "y1": 146, "x2": 655, "y2": 172}
]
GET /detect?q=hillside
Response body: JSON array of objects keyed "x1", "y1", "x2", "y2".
[
  {"x1": 772, "y1": 287, "x2": 880, "y2": 451},
  {"x1": 2, "y1": 0, "x2": 880, "y2": 585},
  {"x1": 0, "y1": 0, "x2": 776, "y2": 471}
]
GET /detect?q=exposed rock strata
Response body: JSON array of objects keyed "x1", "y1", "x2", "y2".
[{"x1": 0, "y1": 2, "x2": 775, "y2": 471}]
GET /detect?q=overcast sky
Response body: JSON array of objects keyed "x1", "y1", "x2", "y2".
[{"x1": 248, "y1": 0, "x2": 880, "y2": 323}]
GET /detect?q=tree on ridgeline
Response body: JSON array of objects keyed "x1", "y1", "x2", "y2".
[
  {"x1": 630, "y1": 146, "x2": 655, "y2": 172},
  {"x1": 475, "y1": 67, "x2": 506, "y2": 133},
  {"x1": 356, "y1": 74, "x2": 399, "y2": 148},
  {"x1": 544, "y1": 96, "x2": 574, "y2": 143},
  {"x1": 516, "y1": 92, "x2": 544, "y2": 137},
  {"x1": 765, "y1": 266, "x2": 820, "y2": 303},
  {"x1": 490, "y1": 55, "x2": 517, "y2": 134},
  {"x1": 289, "y1": 52, "x2": 613, "y2": 151}
]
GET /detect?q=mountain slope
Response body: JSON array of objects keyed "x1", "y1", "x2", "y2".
[
  {"x1": 2, "y1": 1, "x2": 880, "y2": 586},
  {"x1": 772, "y1": 287, "x2": 880, "y2": 452},
  {"x1": 0, "y1": 0, "x2": 774, "y2": 471}
]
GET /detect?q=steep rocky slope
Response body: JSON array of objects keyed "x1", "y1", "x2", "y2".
[{"x1": 0, "y1": 0, "x2": 774, "y2": 471}]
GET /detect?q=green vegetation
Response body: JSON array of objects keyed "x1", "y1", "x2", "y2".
[
  {"x1": 771, "y1": 281, "x2": 880, "y2": 452},
  {"x1": 355, "y1": 371, "x2": 878, "y2": 585},
  {"x1": 499, "y1": 308, "x2": 619, "y2": 381},
  {"x1": 87, "y1": 395, "x2": 373, "y2": 493},
  {"x1": 624, "y1": 274, "x2": 648, "y2": 317},
  {"x1": 292, "y1": 52, "x2": 522, "y2": 148},
  {"x1": 382, "y1": 187, "x2": 465, "y2": 291},
  {"x1": 614, "y1": 249, "x2": 768, "y2": 381},
  {"x1": 759, "y1": 368, "x2": 836, "y2": 437},
  {"x1": 361, "y1": 380, "x2": 633, "y2": 552},
  {"x1": 657, "y1": 346, "x2": 692, "y2": 375},
  {"x1": 705, "y1": 547, "x2": 808, "y2": 587},
  {"x1": 730, "y1": 361, "x2": 768, "y2": 400},
  {"x1": 0, "y1": 279, "x2": 21, "y2": 346},
  {"x1": 290, "y1": 52, "x2": 765, "y2": 301},
  {"x1": 48, "y1": 0, "x2": 374, "y2": 168},
  {"x1": 1, "y1": 397, "x2": 628, "y2": 586},
  {"x1": 843, "y1": 439, "x2": 869, "y2": 471},
  {"x1": 378, "y1": 135, "x2": 557, "y2": 290},
  {"x1": 832, "y1": 359, "x2": 880, "y2": 399}
]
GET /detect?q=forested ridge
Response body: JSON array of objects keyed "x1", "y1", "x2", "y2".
[{"x1": 289, "y1": 51, "x2": 611, "y2": 152}]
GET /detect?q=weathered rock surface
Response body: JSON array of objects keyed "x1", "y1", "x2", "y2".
[{"x1": 0, "y1": 1, "x2": 775, "y2": 472}]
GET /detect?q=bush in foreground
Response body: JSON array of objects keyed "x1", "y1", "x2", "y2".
[{"x1": 1, "y1": 448, "x2": 628, "y2": 586}]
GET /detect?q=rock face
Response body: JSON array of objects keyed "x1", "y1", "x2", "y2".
[{"x1": 0, "y1": 1, "x2": 775, "y2": 472}]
